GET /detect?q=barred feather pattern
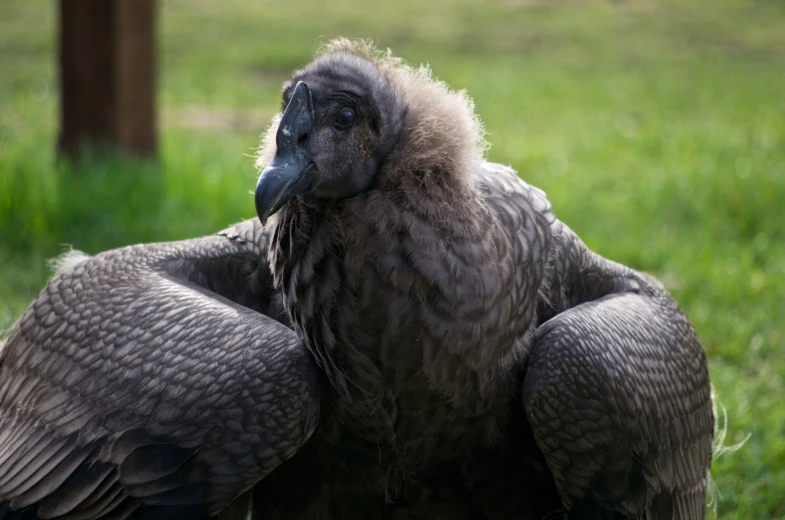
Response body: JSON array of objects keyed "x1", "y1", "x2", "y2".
[{"x1": 0, "y1": 220, "x2": 320, "y2": 519}]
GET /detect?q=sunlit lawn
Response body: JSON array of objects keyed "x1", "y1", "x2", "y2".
[{"x1": 1, "y1": 0, "x2": 783, "y2": 517}]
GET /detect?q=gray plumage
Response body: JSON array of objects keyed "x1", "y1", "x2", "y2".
[
  {"x1": 0, "y1": 221, "x2": 319, "y2": 519},
  {"x1": 1, "y1": 39, "x2": 713, "y2": 520}
]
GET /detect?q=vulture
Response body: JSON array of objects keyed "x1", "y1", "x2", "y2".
[{"x1": 0, "y1": 39, "x2": 714, "y2": 520}]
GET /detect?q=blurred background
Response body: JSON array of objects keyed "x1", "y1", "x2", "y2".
[{"x1": 1, "y1": 0, "x2": 783, "y2": 516}]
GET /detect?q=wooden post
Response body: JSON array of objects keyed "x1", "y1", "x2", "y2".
[{"x1": 58, "y1": 0, "x2": 157, "y2": 158}]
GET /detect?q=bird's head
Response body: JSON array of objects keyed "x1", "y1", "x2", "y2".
[
  {"x1": 254, "y1": 39, "x2": 488, "y2": 225},
  {"x1": 254, "y1": 45, "x2": 405, "y2": 225}
]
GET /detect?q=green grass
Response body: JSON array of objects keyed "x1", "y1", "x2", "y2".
[{"x1": 1, "y1": 0, "x2": 784, "y2": 516}]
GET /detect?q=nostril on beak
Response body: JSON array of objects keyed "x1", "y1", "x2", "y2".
[{"x1": 297, "y1": 133, "x2": 309, "y2": 150}]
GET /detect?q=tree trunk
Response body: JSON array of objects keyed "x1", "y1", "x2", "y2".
[{"x1": 58, "y1": 0, "x2": 157, "y2": 158}]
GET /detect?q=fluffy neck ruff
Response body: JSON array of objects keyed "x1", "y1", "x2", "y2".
[{"x1": 255, "y1": 38, "x2": 489, "y2": 209}]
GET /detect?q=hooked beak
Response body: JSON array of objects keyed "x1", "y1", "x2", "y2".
[{"x1": 255, "y1": 81, "x2": 315, "y2": 225}]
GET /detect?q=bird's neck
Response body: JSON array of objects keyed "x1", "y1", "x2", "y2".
[{"x1": 270, "y1": 176, "x2": 523, "y2": 436}]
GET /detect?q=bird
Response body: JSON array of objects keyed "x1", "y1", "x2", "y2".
[{"x1": 0, "y1": 38, "x2": 714, "y2": 520}]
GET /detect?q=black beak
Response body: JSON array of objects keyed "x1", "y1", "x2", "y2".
[{"x1": 255, "y1": 81, "x2": 315, "y2": 225}]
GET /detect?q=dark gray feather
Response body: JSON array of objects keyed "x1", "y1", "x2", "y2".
[
  {"x1": 0, "y1": 220, "x2": 320, "y2": 518},
  {"x1": 525, "y1": 283, "x2": 713, "y2": 518}
]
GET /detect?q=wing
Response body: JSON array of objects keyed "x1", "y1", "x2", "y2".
[
  {"x1": 0, "y1": 220, "x2": 320, "y2": 519},
  {"x1": 474, "y1": 162, "x2": 713, "y2": 517},
  {"x1": 522, "y1": 225, "x2": 714, "y2": 519}
]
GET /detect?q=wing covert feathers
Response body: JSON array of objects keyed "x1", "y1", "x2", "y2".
[
  {"x1": 473, "y1": 162, "x2": 712, "y2": 519},
  {"x1": 475, "y1": 163, "x2": 716, "y2": 519},
  {"x1": 0, "y1": 220, "x2": 320, "y2": 518},
  {"x1": 524, "y1": 287, "x2": 713, "y2": 519}
]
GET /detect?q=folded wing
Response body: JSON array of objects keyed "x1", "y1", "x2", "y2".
[
  {"x1": 524, "y1": 263, "x2": 713, "y2": 519},
  {"x1": 0, "y1": 220, "x2": 320, "y2": 519},
  {"x1": 475, "y1": 163, "x2": 713, "y2": 519}
]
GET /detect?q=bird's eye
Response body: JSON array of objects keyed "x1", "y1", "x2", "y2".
[{"x1": 334, "y1": 108, "x2": 355, "y2": 130}]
